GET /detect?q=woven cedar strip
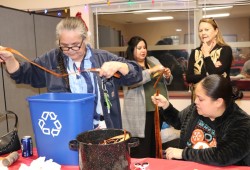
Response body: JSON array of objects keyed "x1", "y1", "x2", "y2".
[
  {"x1": 153, "y1": 71, "x2": 164, "y2": 158},
  {"x1": 4, "y1": 47, "x2": 120, "y2": 78},
  {"x1": 6, "y1": 47, "x2": 63, "y2": 77}
]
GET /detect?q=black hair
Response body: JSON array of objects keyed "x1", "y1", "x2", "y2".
[
  {"x1": 162, "y1": 38, "x2": 173, "y2": 45},
  {"x1": 125, "y1": 36, "x2": 147, "y2": 61},
  {"x1": 148, "y1": 38, "x2": 188, "y2": 60},
  {"x1": 200, "y1": 74, "x2": 243, "y2": 106},
  {"x1": 148, "y1": 40, "x2": 168, "y2": 58}
]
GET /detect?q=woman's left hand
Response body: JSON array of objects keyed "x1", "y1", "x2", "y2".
[
  {"x1": 151, "y1": 94, "x2": 169, "y2": 109},
  {"x1": 165, "y1": 147, "x2": 183, "y2": 160},
  {"x1": 163, "y1": 67, "x2": 171, "y2": 79},
  {"x1": 99, "y1": 61, "x2": 128, "y2": 78}
]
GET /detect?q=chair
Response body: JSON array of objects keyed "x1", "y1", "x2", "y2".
[{"x1": 233, "y1": 79, "x2": 250, "y2": 91}]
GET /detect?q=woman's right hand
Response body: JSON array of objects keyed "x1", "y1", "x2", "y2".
[
  {"x1": 151, "y1": 94, "x2": 169, "y2": 110},
  {"x1": 0, "y1": 46, "x2": 15, "y2": 63},
  {"x1": 0, "y1": 46, "x2": 20, "y2": 73},
  {"x1": 150, "y1": 64, "x2": 164, "y2": 74},
  {"x1": 201, "y1": 40, "x2": 215, "y2": 57}
]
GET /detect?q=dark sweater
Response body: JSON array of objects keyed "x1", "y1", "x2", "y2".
[{"x1": 161, "y1": 101, "x2": 250, "y2": 166}]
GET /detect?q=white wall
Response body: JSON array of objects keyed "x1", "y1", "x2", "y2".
[{"x1": 0, "y1": 0, "x2": 103, "y2": 10}]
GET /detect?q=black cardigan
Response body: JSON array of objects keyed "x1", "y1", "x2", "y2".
[{"x1": 186, "y1": 44, "x2": 233, "y2": 84}]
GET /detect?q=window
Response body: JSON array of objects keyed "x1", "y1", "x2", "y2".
[{"x1": 92, "y1": 1, "x2": 250, "y2": 93}]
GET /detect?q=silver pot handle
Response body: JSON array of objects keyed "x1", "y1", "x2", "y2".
[{"x1": 69, "y1": 140, "x2": 79, "y2": 151}]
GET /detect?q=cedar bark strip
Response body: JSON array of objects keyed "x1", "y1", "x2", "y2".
[
  {"x1": 153, "y1": 71, "x2": 164, "y2": 158},
  {"x1": 4, "y1": 47, "x2": 120, "y2": 78}
]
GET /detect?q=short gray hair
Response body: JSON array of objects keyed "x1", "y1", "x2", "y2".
[{"x1": 55, "y1": 17, "x2": 87, "y2": 45}]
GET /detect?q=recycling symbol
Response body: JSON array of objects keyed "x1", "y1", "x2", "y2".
[{"x1": 38, "y1": 111, "x2": 62, "y2": 137}]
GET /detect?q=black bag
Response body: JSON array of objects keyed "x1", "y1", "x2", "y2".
[{"x1": 0, "y1": 110, "x2": 21, "y2": 155}]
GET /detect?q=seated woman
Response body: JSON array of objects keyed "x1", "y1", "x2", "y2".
[{"x1": 151, "y1": 74, "x2": 250, "y2": 166}]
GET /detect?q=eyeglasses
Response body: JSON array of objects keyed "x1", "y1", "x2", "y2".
[
  {"x1": 203, "y1": 17, "x2": 218, "y2": 26},
  {"x1": 59, "y1": 38, "x2": 84, "y2": 51},
  {"x1": 208, "y1": 17, "x2": 216, "y2": 23}
]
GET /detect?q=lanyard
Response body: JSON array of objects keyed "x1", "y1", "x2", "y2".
[{"x1": 102, "y1": 79, "x2": 112, "y2": 114}]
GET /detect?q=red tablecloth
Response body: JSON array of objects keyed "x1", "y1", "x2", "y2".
[
  {"x1": 131, "y1": 158, "x2": 250, "y2": 170},
  {"x1": 1, "y1": 149, "x2": 78, "y2": 170},
  {"x1": 1, "y1": 149, "x2": 249, "y2": 170}
]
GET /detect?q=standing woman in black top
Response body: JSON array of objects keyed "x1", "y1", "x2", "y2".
[{"x1": 186, "y1": 18, "x2": 233, "y2": 100}]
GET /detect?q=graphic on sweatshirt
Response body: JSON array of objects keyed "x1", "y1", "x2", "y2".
[{"x1": 187, "y1": 119, "x2": 217, "y2": 149}]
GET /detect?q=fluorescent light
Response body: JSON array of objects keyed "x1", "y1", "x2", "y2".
[
  {"x1": 133, "y1": 9, "x2": 162, "y2": 13},
  {"x1": 202, "y1": 6, "x2": 233, "y2": 11},
  {"x1": 203, "y1": 13, "x2": 230, "y2": 18},
  {"x1": 176, "y1": 29, "x2": 182, "y2": 32},
  {"x1": 147, "y1": 16, "x2": 173, "y2": 21}
]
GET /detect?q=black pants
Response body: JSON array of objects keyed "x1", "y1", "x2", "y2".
[
  {"x1": 130, "y1": 111, "x2": 156, "y2": 158},
  {"x1": 130, "y1": 111, "x2": 180, "y2": 158}
]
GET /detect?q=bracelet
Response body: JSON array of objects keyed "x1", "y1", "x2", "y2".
[{"x1": 163, "y1": 74, "x2": 170, "y2": 79}]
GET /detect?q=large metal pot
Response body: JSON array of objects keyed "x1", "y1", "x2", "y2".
[{"x1": 69, "y1": 128, "x2": 139, "y2": 170}]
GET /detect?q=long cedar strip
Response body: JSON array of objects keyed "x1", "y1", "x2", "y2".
[
  {"x1": 153, "y1": 71, "x2": 164, "y2": 158},
  {"x1": 3, "y1": 47, "x2": 120, "y2": 78}
]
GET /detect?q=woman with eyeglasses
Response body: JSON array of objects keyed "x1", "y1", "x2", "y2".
[
  {"x1": 151, "y1": 74, "x2": 250, "y2": 166},
  {"x1": 0, "y1": 16, "x2": 142, "y2": 129},
  {"x1": 186, "y1": 18, "x2": 233, "y2": 101}
]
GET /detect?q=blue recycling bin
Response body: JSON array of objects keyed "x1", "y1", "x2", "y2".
[{"x1": 26, "y1": 93, "x2": 95, "y2": 165}]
